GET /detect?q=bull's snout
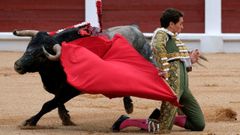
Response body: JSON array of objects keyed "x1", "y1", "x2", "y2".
[{"x1": 14, "y1": 60, "x2": 26, "y2": 74}]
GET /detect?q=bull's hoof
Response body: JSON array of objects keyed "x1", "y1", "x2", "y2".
[
  {"x1": 123, "y1": 97, "x2": 134, "y2": 114},
  {"x1": 19, "y1": 119, "x2": 37, "y2": 129},
  {"x1": 58, "y1": 109, "x2": 76, "y2": 126},
  {"x1": 62, "y1": 120, "x2": 76, "y2": 126}
]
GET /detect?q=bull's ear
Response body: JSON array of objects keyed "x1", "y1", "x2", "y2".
[{"x1": 13, "y1": 30, "x2": 39, "y2": 37}]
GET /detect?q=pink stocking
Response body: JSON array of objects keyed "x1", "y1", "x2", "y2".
[
  {"x1": 174, "y1": 115, "x2": 187, "y2": 128},
  {"x1": 120, "y1": 119, "x2": 148, "y2": 130},
  {"x1": 119, "y1": 116, "x2": 186, "y2": 130}
]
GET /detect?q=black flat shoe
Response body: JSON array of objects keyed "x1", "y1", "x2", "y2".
[
  {"x1": 112, "y1": 115, "x2": 129, "y2": 132},
  {"x1": 148, "y1": 108, "x2": 160, "y2": 119}
]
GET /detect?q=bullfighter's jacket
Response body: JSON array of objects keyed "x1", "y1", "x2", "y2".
[{"x1": 150, "y1": 27, "x2": 191, "y2": 132}]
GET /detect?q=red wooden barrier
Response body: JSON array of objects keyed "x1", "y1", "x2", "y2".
[
  {"x1": 222, "y1": 0, "x2": 240, "y2": 33},
  {"x1": 102, "y1": 0, "x2": 205, "y2": 33},
  {"x1": 0, "y1": 0, "x2": 85, "y2": 32}
]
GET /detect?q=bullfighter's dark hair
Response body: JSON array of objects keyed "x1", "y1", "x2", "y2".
[{"x1": 160, "y1": 8, "x2": 184, "y2": 28}]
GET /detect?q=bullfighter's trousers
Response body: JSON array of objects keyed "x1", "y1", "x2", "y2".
[{"x1": 157, "y1": 60, "x2": 205, "y2": 132}]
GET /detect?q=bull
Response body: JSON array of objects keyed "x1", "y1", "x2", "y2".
[{"x1": 13, "y1": 24, "x2": 152, "y2": 126}]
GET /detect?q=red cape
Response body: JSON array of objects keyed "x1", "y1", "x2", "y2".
[{"x1": 60, "y1": 34, "x2": 179, "y2": 106}]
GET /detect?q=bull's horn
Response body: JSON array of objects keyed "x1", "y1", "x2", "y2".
[
  {"x1": 13, "y1": 30, "x2": 39, "y2": 37},
  {"x1": 42, "y1": 44, "x2": 61, "y2": 61}
]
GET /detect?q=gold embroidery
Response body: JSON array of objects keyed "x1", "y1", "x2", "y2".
[
  {"x1": 151, "y1": 28, "x2": 189, "y2": 131},
  {"x1": 158, "y1": 61, "x2": 180, "y2": 131}
]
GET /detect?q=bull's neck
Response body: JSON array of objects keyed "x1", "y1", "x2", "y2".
[
  {"x1": 38, "y1": 61, "x2": 67, "y2": 93},
  {"x1": 38, "y1": 61, "x2": 65, "y2": 79}
]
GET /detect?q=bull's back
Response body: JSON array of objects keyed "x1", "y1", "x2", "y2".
[{"x1": 105, "y1": 25, "x2": 152, "y2": 61}]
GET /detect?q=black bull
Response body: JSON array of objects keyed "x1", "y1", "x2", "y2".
[{"x1": 13, "y1": 25, "x2": 152, "y2": 126}]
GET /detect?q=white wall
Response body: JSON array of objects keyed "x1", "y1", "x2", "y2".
[
  {"x1": 0, "y1": 33, "x2": 29, "y2": 51},
  {"x1": 85, "y1": 0, "x2": 99, "y2": 28}
]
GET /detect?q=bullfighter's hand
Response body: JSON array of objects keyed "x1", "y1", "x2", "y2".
[
  {"x1": 190, "y1": 49, "x2": 200, "y2": 64},
  {"x1": 156, "y1": 67, "x2": 167, "y2": 79}
]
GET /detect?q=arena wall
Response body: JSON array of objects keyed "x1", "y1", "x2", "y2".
[{"x1": 0, "y1": 0, "x2": 240, "y2": 52}]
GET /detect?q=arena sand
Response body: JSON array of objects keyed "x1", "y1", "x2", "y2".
[{"x1": 0, "y1": 52, "x2": 240, "y2": 135}]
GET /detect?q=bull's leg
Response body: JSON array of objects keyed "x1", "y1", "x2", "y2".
[
  {"x1": 58, "y1": 104, "x2": 76, "y2": 126},
  {"x1": 123, "y1": 96, "x2": 134, "y2": 114},
  {"x1": 22, "y1": 90, "x2": 80, "y2": 126},
  {"x1": 22, "y1": 97, "x2": 59, "y2": 126}
]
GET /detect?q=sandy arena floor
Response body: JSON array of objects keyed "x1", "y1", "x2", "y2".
[{"x1": 0, "y1": 51, "x2": 240, "y2": 135}]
